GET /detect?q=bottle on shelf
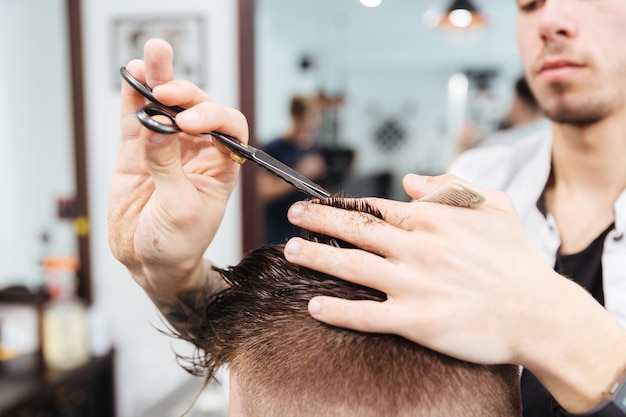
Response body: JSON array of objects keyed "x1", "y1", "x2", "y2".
[{"x1": 41, "y1": 255, "x2": 89, "y2": 371}]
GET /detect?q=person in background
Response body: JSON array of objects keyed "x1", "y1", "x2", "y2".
[
  {"x1": 180, "y1": 198, "x2": 522, "y2": 417},
  {"x1": 257, "y1": 94, "x2": 327, "y2": 244}
]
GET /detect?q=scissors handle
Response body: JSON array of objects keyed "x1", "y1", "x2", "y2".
[
  {"x1": 138, "y1": 104, "x2": 254, "y2": 162},
  {"x1": 136, "y1": 105, "x2": 179, "y2": 134},
  {"x1": 124, "y1": 66, "x2": 248, "y2": 149},
  {"x1": 120, "y1": 67, "x2": 185, "y2": 113},
  {"x1": 121, "y1": 67, "x2": 331, "y2": 200}
]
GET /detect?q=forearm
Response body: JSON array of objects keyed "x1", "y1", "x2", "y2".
[
  {"x1": 130, "y1": 259, "x2": 227, "y2": 342},
  {"x1": 519, "y1": 273, "x2": 626, "y2": 414}
]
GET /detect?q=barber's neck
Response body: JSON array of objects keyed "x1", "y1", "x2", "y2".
[
  {"x1": 550, "y1": 109, "x2": 626, "y2": 195},
  {"x1": 545, "y1": 111, "x2": 626, "y2": 253}
]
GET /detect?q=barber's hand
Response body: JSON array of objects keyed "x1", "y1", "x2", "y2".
[
  {"x1": 285, "y1": 173, "x2": 626, "y2": 413},
  {"x1": 108, "y1": 39, "x2": 247, "y2": 293},
  {"x1": 285, "y1": 173, "x2": 551, "y2": 364}
]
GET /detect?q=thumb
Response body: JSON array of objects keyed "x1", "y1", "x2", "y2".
[
  {"x1": 402, "y1": 173, "x2": 462, "y2": 200},
  {"x1": 403, "y1": 173, "x2": 488, "y2": 209}
]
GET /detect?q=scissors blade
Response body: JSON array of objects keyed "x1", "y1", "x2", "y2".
[
  {"x1": 251, "y1": 149, "x2": 331, "y2": 199},
  {"x1": 207, "y1": 132, "x2": 330, "y2": 199}
]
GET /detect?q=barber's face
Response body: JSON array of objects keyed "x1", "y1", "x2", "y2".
[{"x1": 516, "y1": 0, "x2": 626, "y2": 125}]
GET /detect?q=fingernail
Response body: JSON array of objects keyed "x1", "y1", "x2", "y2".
[
  {"x1": 289, "y1": 203, "x2": 304, "y2": 219},
  {"x1": 284, "y1": 239, "x2": 301, "y2": 256},
  {"x1": 178, "y1": 110, "x2": 200, "y2": 123},
  {"x1": 406, "y1": 174, "x2": 428, "y2": 187},
  {"x1": 308, "y1": 298, "x2": 322, "y2": 315}
]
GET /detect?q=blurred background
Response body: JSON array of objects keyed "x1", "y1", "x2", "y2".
[{"x1": 0, "y1": 0, "x2": 523, "y2": 416}]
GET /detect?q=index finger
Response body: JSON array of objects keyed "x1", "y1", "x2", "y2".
[{"x1": 286, "y1": 200, "x2": 430, "y2": 260}]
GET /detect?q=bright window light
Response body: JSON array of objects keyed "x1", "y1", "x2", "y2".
[{"x1": 360, "y1": 0, "x2": 382, "y2": 8}]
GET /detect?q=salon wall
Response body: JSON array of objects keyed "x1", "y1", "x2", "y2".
[{"x1": 81, "y1": 1, "x2": 240, "y2": 416}]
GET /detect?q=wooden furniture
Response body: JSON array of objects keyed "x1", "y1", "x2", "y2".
[{"x1": 0, "y1": 350, "x2": 115, "y2": 417}]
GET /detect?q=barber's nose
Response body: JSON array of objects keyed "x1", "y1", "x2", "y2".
[{"x1": 538, "y1": 1, "x2": 577, "y2": 42}]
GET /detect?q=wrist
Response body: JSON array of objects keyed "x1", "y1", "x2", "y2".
[
  {"x1": 135, "y1": 258, "x2": 210, "y2": 299},
  {"x1": 520, "y1": 274, "x2": 626, "y2": 413},
  {"x1": 558, "y1": 367, "x2": 626, "y2": 416}
]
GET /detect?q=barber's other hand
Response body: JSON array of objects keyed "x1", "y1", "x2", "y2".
[
  {"x1": 284, "y1": 174, "x2": 626, "y2": 415},
  {"x1": 285, "y1": 174, "x2": 553, "y2": 364},
  {"x1": 108, "y1": 39, "x2": 248, "y2": 293},
  {"x1": 285, "y1": 175, "x2": 608, "y2": 363}
]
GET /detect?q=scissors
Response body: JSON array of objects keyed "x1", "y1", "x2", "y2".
[{"x1": 120, "y1": 67, "x2": 331, "y2": 199}]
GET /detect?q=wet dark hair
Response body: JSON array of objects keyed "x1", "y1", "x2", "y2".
[{"x1": 178, "y1": 197, "x2": 522, "y2": 417}]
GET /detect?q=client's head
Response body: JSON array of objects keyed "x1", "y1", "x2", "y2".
[{"x1": 187, "y1": 198, "x2": 522, "y2": 417}]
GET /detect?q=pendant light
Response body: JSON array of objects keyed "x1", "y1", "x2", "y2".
[{"x1": 437, "y1": 0, "x2": 486, "y2": 29}]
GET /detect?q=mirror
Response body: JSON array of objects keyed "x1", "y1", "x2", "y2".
[
  {"x1": 0, "y1": 0, "x2": 91, "y2": 302},
  {"x1": 239, "y1": 0, "x2": 522, "y2": 251}
]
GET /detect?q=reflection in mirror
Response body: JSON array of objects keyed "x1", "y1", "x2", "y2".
[
  {"x1": 0, "y1": 0, "x2": 90, "y2": 302},
  {"x1": 242, "y1": 0, "x2": 522, "y2": 248}
]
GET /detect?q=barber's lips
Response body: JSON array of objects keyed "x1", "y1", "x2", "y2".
[{"x1": 538, "y1": 60, "x2": 583, "y2": 82}]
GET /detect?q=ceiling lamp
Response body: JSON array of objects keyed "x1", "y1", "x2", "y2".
[
  {"x1": 360, "y1": 0, "x2": 382, "y2": 7},
  {"x1": 437, "y1": 0, "x2": 486, "y2": 29}
]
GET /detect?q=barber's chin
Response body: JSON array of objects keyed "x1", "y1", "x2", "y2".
[{"x1": 544, "y1": 104, "x2": 604, "y2": 126}]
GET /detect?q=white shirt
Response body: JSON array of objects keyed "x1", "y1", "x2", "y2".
[
  {"x1": 448, "y1": 130, "x2": 626, "y2": 327},
  {"x1": 478, "y1": 118, "x2": 551, "y2": 148}
]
